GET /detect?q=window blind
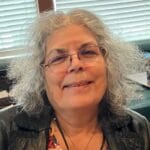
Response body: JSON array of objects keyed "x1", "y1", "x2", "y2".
[
  {"x1": 0, "y1": 0, "x2": 37, "y2": 52},
  {"x1": 54, "y1": 0, "x2": 150, "y2": 43}
]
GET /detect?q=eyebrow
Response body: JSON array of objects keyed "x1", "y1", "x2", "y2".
[{"x1": 79, "y1": 42, "x2": 98, "y2": 49}]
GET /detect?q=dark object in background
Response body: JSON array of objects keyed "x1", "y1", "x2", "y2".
[{"x1": 0, "y1": 69, "x2": 12, "y2": 108}]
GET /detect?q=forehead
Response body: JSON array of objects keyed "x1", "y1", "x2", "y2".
[{"x1": 45, "y1": 24, "x2": 97, "y2": 54}]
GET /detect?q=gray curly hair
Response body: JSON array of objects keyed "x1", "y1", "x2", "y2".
[{"x1": 8, "y1": 9, "x2": 144, "y2": 114}]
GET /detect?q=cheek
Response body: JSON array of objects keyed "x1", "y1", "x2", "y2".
[
  {"x1": 44, "y1": 70, "x2": 65, "y2": 104},
  {"x1": 94, "y1": 58, "x2": 107, "y2": 80},
  {"x1": 94, "y1": 61, "x2": 107, "y2": 94},
  {"x1": 44, "y1": 70, "x2": 64, "y2": 88}
]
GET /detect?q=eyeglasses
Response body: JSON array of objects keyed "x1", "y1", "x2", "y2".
[{"x1": 42, "y1": 44, "x2": 104, "y2": 73}]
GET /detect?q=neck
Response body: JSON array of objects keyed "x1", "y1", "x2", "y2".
[{"x1": 55, "y1": 106, "x2": 100, "y2": 136}]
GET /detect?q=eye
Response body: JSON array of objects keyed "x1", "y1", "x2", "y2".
[
  {"x1": 49, "y1": 54, "x2": 68, "y2": 65},
  {"x1": 80, "y1": 49, "x2": 98, "y2": 57}
]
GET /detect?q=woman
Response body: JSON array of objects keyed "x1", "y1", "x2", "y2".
[{"x1": 0, "y1": 9, "x2": 149, "y2": 150}]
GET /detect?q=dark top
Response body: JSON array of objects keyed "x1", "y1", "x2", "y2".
[{"x1": 0, "y1": 105, "x2": 149, "y2": 150}]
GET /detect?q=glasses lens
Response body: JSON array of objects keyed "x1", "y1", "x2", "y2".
[
  {"x1": 47, "y1": 53, "x2": 68, "y2": 73},
  {"x1": 79, "y1": 45, "x2": 101, "y2": 60}
]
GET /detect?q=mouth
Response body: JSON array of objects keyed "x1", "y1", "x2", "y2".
[{"x1": 63, "y1": 80, "x2": 93, "y2": 89}]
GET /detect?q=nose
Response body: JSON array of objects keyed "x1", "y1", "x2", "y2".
[{"x1": 67, "y1": 54, "x2": 84, "y2": 73}]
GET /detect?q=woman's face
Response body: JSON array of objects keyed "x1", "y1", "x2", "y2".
[{"x1": 44, "y1": 24, "x2": 107, "y2": 112}]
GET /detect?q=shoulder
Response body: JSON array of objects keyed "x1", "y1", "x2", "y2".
[
  {"x1": 0, "y1": 105, "x2": 19, "y2": 149},
  {"x1": 106, "y1": 108, "x2": 150, "y2": 133},
  {"x1": 0, "y1": 105, "x2": 20, "y2": 134},
  {"x1": 0, "y1": 105, "x2": 19, "y2": 117},
  {"x1": 124, "y1": 108, "x2": 150, "y2": 149},
  {"x1": 126, "y1": 108, "x2": 150, "y2": 139},
  {"x1": 107, "y1": 109, "x2": 150, "y2": 149},
  {"x1": 125, "y1": 108, "x2": 150, "y2": 128},
  {"x1": 0, "y1": 105, "x2": 19, "y2": 127},
  {"x1": 0, "y1": 105, "x2": 53, "y2": 149}
]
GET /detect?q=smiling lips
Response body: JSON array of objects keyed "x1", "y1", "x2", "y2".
[{"x1": 63, "y1": 81, "x2": 93, "y2": 89}]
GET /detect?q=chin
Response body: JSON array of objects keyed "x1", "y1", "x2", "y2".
[{"x1": 62, "y1": 96, "x2": 100, "y2": 110}]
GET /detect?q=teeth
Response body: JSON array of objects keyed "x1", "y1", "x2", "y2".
[
  {"x1": 64, "y1": 81, "x2": 92, "y2": 88},
  {"x1": 70, "y1": 82, "x2": 86, "y2": 87}
]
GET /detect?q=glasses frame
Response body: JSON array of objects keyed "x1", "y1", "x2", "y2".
[{"x1": 40, "y1": 44, "x2": 106, "y2": 71}]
